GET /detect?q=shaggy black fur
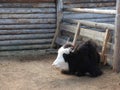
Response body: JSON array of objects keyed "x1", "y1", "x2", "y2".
[{"x1": 62, "y1": 40, "x2": 102, "y2": 77}]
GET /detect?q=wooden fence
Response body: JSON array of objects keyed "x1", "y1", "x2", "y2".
[
  {"x1": 0, "y1": 0, "x2": 117, "y2": 56},
  {"x1": 51, "y1": 0, "x2": 116, "y2": 65}
]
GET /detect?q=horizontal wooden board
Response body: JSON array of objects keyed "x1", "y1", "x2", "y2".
[
  {"x1": 80, "y1": 18, "x2": 115, "y2": 23},
  {"x1": 0, "y1": 3, "x2": 55, "y2": 8},
  {"x1": 80, "y1": 29, "x2": 105, "y2": 41},
  {"x1": 0, "y1": 0, "x2": 55, "y2": 3},
  {"x1": 63, "y1": 19, "x2": 115, "y2": 30},
  {"x1": 0, "y1": 24, "x2": 56, "y2": 29},
  {"x1": 62, "y1": 26, "x2": 105, "y2": 42},
  {"x1": 0, "y1": 34, "x2": 54, "y2": 41},
  {"x1": 0, "y1": 39, "x2": 52, "y2": 46},
  {"x1": 0, "y1": 29, "x2": 55, "y2": 35},
  {"x1": 64, "y1": 2, "x2": 116, "y2": 8},
  {"x1": 63, "y1": 0, "x2": 116, "y2": 4},
  {"x1": 0, "y1": 8, "x2": 56, "y2": 14},
  {"x1": 0, "y1": 44, "x2": 51, "y2": 51},
  {"x1": 63, "y1": 13, "x2": 115, "y2": 19},
  {"x1": 0, "y1": 14, "x2": 56, "y2": 19},
  {"x1": 60, "y1": 24, "x2": 77, "y2": 31},
  {"x1": 0, "y1": 19, "x2": 56, "y2": 24},
  {"x1": 64, "y1": 8, "x2": 116, "y2": 15}
]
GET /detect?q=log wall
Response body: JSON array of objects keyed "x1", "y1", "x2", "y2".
[
  {"x1": 63, "y1": 0, "x2": 116, "y2": 24},
  {"x1": 0, "y1": 0, "x2": 56, "y2": 53},
  {"x1": 0, "y1": 0, "x2": 116, "y2": 56}
]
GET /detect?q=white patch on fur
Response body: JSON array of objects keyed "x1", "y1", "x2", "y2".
[{"x1": 52, "y1": 46, "x2": 72, "y2": 71}]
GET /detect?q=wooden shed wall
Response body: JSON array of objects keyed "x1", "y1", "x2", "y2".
[
  {"x1": 63, "y1": 0, "x2": 116, "y2": 24},
  {"x1": 0, "y1": 0, "x2": 56, "y2": 52}
]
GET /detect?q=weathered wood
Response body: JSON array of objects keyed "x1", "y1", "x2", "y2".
[
  {"x1": 0, "y1": 34, "x2": 54, "y2": 41},
  {"x1": 0, "y1": 39, "x2": 52, "y2": 46},
  {"x1": 64, "y1": 19, "x2": 115, "y2": 30},
  {"x1": 113, "y1": 0, "x2": 120, "y2": 73},
  {"x1": 51, "y1": 0, "x2": 63, "y2": 48},
  {"x1": 60, "y1": 24, "x2": 76, "y2": 31},
  {"x1": 64, "y1": 2, "x2": 116, "y2": 8},
  {"x1": 72, "y1": 22, "x2": 80, "y2": 46},
  {"x1": 0, "y1": 19, "x2": 56, "y2": 24},
  {"x1": 83, "y1": 18, "x2": 115, "y2": 24},
  {"x1": 101, "y1": 29, "x2": 110, "y2": 65},
  {"x1": 80, "y1": 29, "x2": 105, "y2": 42},
  {"x1": 0, "y1": 29, "x2": 55, "y2": 35},
  {"x1": 0, "y1": 0, "x2": 55, "y2": 3},
  {"x1": 0, "y1": 14, "x2": 56, "y2": 19},
  {"x1": 64, "y1": 8, "x2": 116, "y2": 15},
  {"x1": 0, "y1": 44, "x2": 51, "y2": 51},
  {"x1": 0, "y1": 1, "x2": 56, "y2": 52},
  {"x1": 63, "y1": 0, "x2": 115, "y2": 4},
  {"x1": 64, "y1": 14, "x2": 115, "y2": 19},
  {"x1": 0, "y1": 24, "x2": 56, "y2": 29},
  {"x1": 0, "y1": 8, "x2": 56, "y2": 14},
  {"x1": 62, "y1": 25, "x2": 105, "y2": 42},
  {"x1": 0, "y1": 3, "x2": 55, "y2": 8}
]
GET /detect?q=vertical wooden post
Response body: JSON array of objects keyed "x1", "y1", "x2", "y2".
[
  {"x1": 113, "y1": 0, "x2": 120, "y2": 73},
  {"x1": 51, "y1": 0, "x2": 63, "y2": 48}
]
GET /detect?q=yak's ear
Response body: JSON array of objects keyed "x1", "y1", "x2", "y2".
[{"x1": 63, "y1": 54, "x2": 69, "y2": 62}]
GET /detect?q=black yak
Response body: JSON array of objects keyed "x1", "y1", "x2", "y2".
[{"x1": 52, "y1": 40, "x2": 102, "y2": 77}]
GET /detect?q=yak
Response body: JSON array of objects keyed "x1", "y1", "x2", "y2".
[{"x1": 52, "y1": 40, "x2": 102, "y2": 77}]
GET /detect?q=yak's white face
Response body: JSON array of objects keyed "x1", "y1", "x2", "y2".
[{"x1": 52, "y1": 46, "x2": 72, "y2": 71}]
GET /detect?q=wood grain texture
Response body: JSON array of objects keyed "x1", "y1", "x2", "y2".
[
  {"x1": 0, "y1": 2, "x2": 56, "y2": 52},
  {"x1": 0, "y1": 0, "x2": 55, "y2": 3}
]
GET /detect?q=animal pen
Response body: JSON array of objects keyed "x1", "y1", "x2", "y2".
[{"x1": 0, "y1": 0, "x2": 119, "y2": 72}]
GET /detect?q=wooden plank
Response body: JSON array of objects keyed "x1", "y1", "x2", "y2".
[
  {"x1": 0, "y1": 3, "x2": 55, "y2": 8},
  {"x1": 0, "y1": 14, "x2": 56, "y2": 19},
  {"x1": 0, "y1": 24, "x2": 56, "y2": 29},
  {"x1": 0, "y1": 8, "x2": 56, "y2": 14},
  {"x1": 113, "y1": 0, "x2": 120, "y2": 72},
  {"x1": 72, "y1": 22, "x2": 80, "y2": 46},
  {"x1": 0, "y1": 0, "x2": 55, "y2": 3},
  {"x1": 0, "y1": 29, "x2": 55, "y2": 35},
  {"x1": 64, "y1": 2, "x2": 116, "y2": 8},
  {"x1": 0, "y1": 39, "x2": 52, "y2": 46},
  {"x1": 0, "y1": 34, "x2": 54, "y2": 40},
  {"x1": 60, "y1": 24, "x2": 76, "y2": 31},
  {"x1": 63, "y1": 17, "x2": 115, "y2": 23},
  {"x1": 0, "y1": 19, "x2": 56, "y2": 24},
  {"x1": 83, "y1": 18, "x2": 115, "y2": 23},
  {"x1": 63, "y1": 19, "x2": 115, "y2": 30},
  {"x1": 80, "y1": 29, "x2": 105, "y2": 42},
  {"x1": 101, "y1": 29, "x2": 110, "y2": 65},
  {"x1": 51, "y1": 0, "x2": 63, "y2": 48},
  {"x1": 64, "y1": 8, "x2": 116, "y2": 15},
  {"x1": 63, "y1": 27, "x2": 105, "y2": 42},
  {"x1": 57, "y1": 19, "x2": 108, "y2": 42},
  {"x1": 64, "y1": 14, "x2": 115, "y2": 19},
  {"x1": 63, "y1": 0, "x2": 115, "y2": 4},
  {"x1": 0, "y1": 44, "x2": 51, "y2": 51}
]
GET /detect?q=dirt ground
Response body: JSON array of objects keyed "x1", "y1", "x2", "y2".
[{"x1": 0, "y1": 54, "x2": 120, "y2": 90}]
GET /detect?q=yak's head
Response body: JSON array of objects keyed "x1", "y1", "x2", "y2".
[{"x1": 52, "y1": 43, "x2": 74, "y2": 71}]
